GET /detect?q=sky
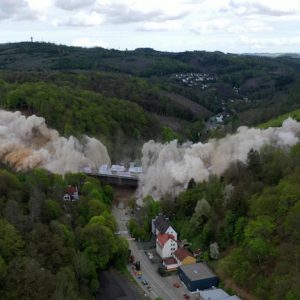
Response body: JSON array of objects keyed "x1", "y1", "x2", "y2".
[{"x1": 0, "y1": 0, "x2": 300, "y2": 53}]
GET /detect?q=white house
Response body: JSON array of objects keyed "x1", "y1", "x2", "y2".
[
  {"x1": 156, "y1": 233, "x2": 178, "y2": 258},
  {"x1": 152, "y1": 214, "x2": 177, "y2": 240},
  {"x1": 63, "y1": 185, "x2": 79, "y2": 201}
]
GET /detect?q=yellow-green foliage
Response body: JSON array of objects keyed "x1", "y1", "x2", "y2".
[{"x1": 259, "y1": 108, "x2": 300, "y2": 129}]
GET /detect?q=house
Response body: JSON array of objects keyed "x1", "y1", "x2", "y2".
[
  {"x1": 156, "y1": 233, "x2": 178, "y2": 258},
  {"x1": 162, "y1": 247, "x2": 196, "y2": 271},
  {"x1": 162, "y1": 257, "x2": 178, "y2": 271},
  {"x1": 63, "y1": 185, "x2": 79, "y2": 201},
  {"x1": 199, "y1": 288, "x2": 241, "y2": 300},
  {"x1": 152, "y1": 214, "x2": 177, "y2": 240},
  {"x1": 178, "y1": 263, "x2": 219, "y2": 292},
  {"x1": 173, "y1": 247, "x2": 196, "y2": 266},
  {"x1": 152, "y1": 214, "x2": 179, "y2": 259}
]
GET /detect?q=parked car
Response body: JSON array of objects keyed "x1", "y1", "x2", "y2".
[
  {"x1": 183, "y1": 294, "x2": 190, "y2": 299},
  {"x1": 135, "y1": 261, "x2": 141, "y2": 271}
]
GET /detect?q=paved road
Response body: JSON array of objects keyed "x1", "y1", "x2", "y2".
[{"x1": 113, "y1": 205, "x2": 186, "y2": 300}]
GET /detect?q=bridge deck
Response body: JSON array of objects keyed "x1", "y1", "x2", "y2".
[{"x1": 87, "y1": 173, "x2": 139, "y2": 188}]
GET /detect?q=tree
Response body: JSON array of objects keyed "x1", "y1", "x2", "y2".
[
  {"x1": 284, "y1": 201, "x2": 300, "y2": 242},
  {"x1": 244, "y1": 216, "x2": 275, "y2": 241},
  {"x1": 128, "y1": 198, "x2": 137, "y2": 211},
  {"x1": 0, "y1": 219, "x2": 24, "y2": 262},
  {"x1": 81, "y1": 222, "x2": 117, "y2": 269},
  {"x1": 88, "y1": 199, "x2": 107, "y2": 219},
  {"x1": 53, "y1": 267, "x2": 78, "y2": 300},
  {"x1": 209, "y1": 242, "x2": 220, "y2": 260},
  {"x1": 4, "y1": 257, "x2": 55, "y2": 300},
  {"x1": 190, "y1": 198, "x2": 211, "y2": 230},
  {"x1": 247, "y1": 149, "x2": 262, "y2": 179},
  {"x1": 233, "y1": 217, "x2": 248, "y2": 244},
  {"x1": 0, "y1": 256, "x2": 7, "y2": 282},
  {"x1": 42, "y1": 199, "x2": 63, "y2": 222},
  {"x1": 243, "y1": 217, "x2": 275, "y2": 265},
  {"x1": 161, "y1": 126, "x2": 180, "y2": 142},
  {"x1": 113, "y1": 237, "x2": 129, "y2": 269},
  {"x1": 72, "y1": 251, "x2": 98, "y2": 293}
]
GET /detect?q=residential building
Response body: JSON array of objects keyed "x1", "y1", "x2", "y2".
[
  {"x1": 178, "y1": 263, "x2": 219, "y2": 292},
  {"x1": 152, "y1": 214, "x2": 177, "y2": 240},
  {"x1": 199, "y1": 288, "x2": 241, "y2": 300},
  {"x1": 156, "y1": 233, "x2": 178, "y2": 258},
  {"x1": 63, "y1": 185, "x2": 79, "y2": 201},
  {"x1": 173, "y1": 247, "x2": 196, "y2": 266}
]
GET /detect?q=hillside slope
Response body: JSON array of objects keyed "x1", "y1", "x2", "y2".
[
  {"x1": 1, "y1": 42, "x2": 300, "y2": 157},
  {"x1": 259, "y1": 108, "x2": 300, "y2": 128}
]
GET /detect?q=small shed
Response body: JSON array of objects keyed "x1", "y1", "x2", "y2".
[{"x1": 178, "y1": 263, "x2": 218, "y2": 292}]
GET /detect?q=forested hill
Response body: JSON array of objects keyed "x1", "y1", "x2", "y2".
[
  {"x1": 0, "y1": 169, "x2": 129, "y2": 299},
  {"x1": 159, "y1": 143, "x2": 300, "y2": 300},
  {"x1": 1, "y1": 42, "x2": 300, "y2": 160},
  {"x1": 1, "y1": 42, "x2": 299, "y2": 76}
]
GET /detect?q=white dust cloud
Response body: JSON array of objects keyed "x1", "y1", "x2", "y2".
[
  {"x1": 0, "y1": 110, "x2": 110, "y2": 174},
  {"x1": 138, "y1": 118, "x2": 300, "y2": 199}
]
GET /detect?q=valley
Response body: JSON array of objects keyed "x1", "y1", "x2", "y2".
[{"x1": 0, "y1": 42, "x2": 300, "y2": 300}]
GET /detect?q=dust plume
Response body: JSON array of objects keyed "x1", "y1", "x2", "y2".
[
  {"x1": 138, "y1": 118, "x2": 300, "y2": 199},
  {"x1": 0, "y1": 110, "x2": 110, "y2": 174}
]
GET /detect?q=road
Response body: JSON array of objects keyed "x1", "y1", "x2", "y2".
[{"x1": 113, "y1": 204, "x2": 186, "y2": 300}]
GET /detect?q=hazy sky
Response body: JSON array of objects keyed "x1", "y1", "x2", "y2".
[{"x1": 0, "y1": 0, "x2": 299, "y2": 53}]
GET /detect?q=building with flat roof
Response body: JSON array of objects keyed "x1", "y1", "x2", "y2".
[
  {"x1": 199, "y1": 288, "x2": 241, "y2": 300},
  {"x1": 178, "y1": 263, "x2": 219, "y2": 292}
]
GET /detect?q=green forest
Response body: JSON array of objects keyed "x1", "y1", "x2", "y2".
[
  {"x1": 154, "y1": 144, "x2": 300, "y2": 300},
  {"x1": 0, "y1": 168, "x2": 128, "y2": 300},
  {"x1": 1, "y1": 42, "x2": 300, "y2": 139},
  {"x1": 0, "y1": 42, "x2": 300, "y2": 300}
]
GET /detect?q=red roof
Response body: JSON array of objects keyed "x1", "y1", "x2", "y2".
[
  {"x1": 173, "y1": 247, "x2": 193, "y2": 262},
  {"x1": 67, "y1": 185, "x2": 77, "y2": 195},
  {"x1": 163, "y1": 257, "x2": 177, "y2": 265},
  {"x1": 157, "y1": 233, "x2": 175, "y2": 247}
]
